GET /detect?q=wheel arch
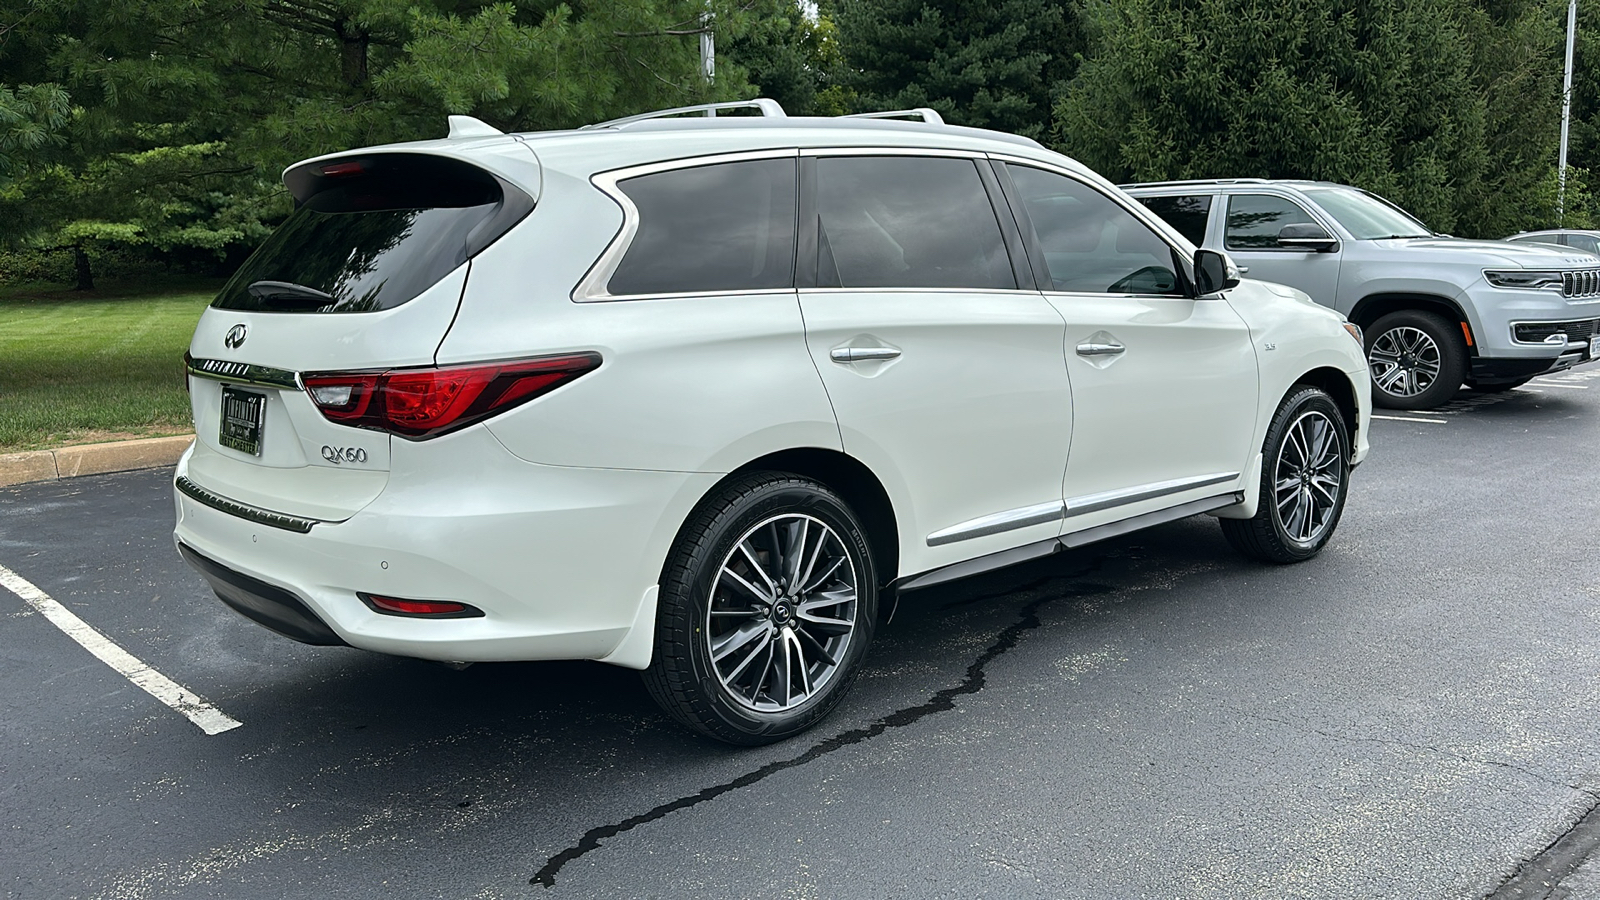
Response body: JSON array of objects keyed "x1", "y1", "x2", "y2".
[
  {"x1": 709, "y1": 447, "x2": 901, "y2": 588},
  {"x1": 1348, "y1": 293, "x2": 1474, "y2": 351},
  {"x1": 1291, "y1": 366, "x2": 1361, "y2": 448}
]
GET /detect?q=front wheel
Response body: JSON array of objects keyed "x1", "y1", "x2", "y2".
[
  {"x1": 1221, "y1": 387, "x2": 1351, "y2": 564},
  {"x1": 1364, "y1": 310, "x2": 1467, "y2": 410},
  {"x1": 643, "y1": 473, "x2": 877, "y2": 745}
]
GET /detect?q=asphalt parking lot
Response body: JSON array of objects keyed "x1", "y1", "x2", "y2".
[{"x1": 5, "y1": 367, "x2": 1600, "y2": 900}]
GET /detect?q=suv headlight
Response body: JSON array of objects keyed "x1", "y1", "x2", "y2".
[{"x1": 1484, "y1": 270, "x2": 1564, "y2": 290}]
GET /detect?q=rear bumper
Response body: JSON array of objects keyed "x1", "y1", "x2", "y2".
[
  {"x1": 172, "y1": 430, "x2": 718, "y2": 666},
  {"x1": 178, "y1": 543, "x2": 346, "y2": 646}
]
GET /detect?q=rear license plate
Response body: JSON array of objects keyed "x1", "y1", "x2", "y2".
[{"x1": 219, "y1": 385, "x2": 265, "y2": 456}]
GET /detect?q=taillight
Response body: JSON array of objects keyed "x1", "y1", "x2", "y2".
[
  {"x1": 359, "y1": 593, "x2": 484, "y2": 618},
  {"x1": 304, "y1": 353, "x2": 600, "y2": 439}
]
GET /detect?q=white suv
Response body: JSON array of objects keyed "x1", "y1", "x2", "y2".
[{"x1": 174, "y1": 101, "x2": 1371, "y2": 744}]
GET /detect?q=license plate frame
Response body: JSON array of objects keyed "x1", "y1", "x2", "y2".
[{"x1": 219, "y1": 385, "x2": 266, "y2": 456}]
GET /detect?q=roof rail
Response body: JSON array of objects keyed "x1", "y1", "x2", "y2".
[
  {"x1": 583, "y1": 99, "x2": 788, "y2": 130},
  {"x1": 841, "y1": 108, "x2": 946, "y2": 125}
]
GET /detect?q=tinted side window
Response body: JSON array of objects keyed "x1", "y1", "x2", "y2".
[
  {"x1": 1225, "y1": 194, "x2": 1317, "y2": 249},
  {"x1": 815, "y1": 156, "x2": 1014, "y2": 290},
  {"x1": 608, "y1": 158, "x2": 797, "y2": 296},
  {"x1": 1137, "y1": 194, "x2": 1213, "y2": 246},
  {"x1": 1006, "y1": 164, "x2": 1182, "y2": 295}
]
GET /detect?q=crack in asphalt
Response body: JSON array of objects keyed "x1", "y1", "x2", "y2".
[
  {"x1": 529, "y1": 568, "x2": 1112, "y2": 890},
  {"x1": 1486, "y1": 793, "x2": 1600, "y2": 900}
]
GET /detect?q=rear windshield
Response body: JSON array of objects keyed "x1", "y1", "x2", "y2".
[{"x1": 214, "y1": 154, "x2": 532, "y2": 313}]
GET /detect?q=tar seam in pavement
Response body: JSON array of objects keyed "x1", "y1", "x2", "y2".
[{"x1": 530, "y1": 567, "x2": 1114, "y2": 889}]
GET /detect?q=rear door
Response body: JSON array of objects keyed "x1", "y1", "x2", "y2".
[
  {"x1": 185, "y1": 147, "x2": 537, "y2": 519},
  {"x1": 797, "y1": 151, "x2": 1072, "y2": 576}
]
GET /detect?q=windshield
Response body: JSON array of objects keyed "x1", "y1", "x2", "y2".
[{"x1": 1301, "y1": 187, "x2": 1432, "y2": 240}]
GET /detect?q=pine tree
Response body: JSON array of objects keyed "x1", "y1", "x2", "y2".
[{"x1": 830, "y1": 0, "x2": 1080, "y2": 140}]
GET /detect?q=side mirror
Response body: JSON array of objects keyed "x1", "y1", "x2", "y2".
[
  {"x1": 1194, "y1": 248, "x2": 1240, "y2": 295},
  {"x1": 1277, "y1": 223, "x2": 1340, "y2": 252}
]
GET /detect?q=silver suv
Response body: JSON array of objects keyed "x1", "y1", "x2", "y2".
[{"x1": 1122, "y1": 179, "x2": 1600, "y2": 409}]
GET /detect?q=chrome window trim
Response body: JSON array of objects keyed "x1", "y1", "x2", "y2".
[
  {"x1": 176, "y1": 476, "x2": 322, "y2": 534},
  {"x1": 800, "y1": 287, "x2": 1043, "y2": 297},
  {"x1": 800, "y1": 146, "x2": 987, "y2": 159},
  {"x1": 185, "y1": 355, "x2": 304, "y2": 391},
  {"x1": 924, "y1": 471, "x2": 1240, "y2": 546},
  {"x1": 572, "y1": 148, "x2": 801, "y2": 303}
]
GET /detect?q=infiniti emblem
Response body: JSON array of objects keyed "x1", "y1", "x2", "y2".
[{"x1": 224, "y1": 324, "x2": 248, "y2": 350}]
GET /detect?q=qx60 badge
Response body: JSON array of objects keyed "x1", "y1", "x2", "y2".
[
  {"x1": 224, "y1": 324, "x2": 248, "y2": 349},
  {"x1": 322, "y1": 445, "x2": 369, "y2": 465}
]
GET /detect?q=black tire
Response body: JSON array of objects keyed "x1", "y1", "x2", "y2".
[
  {"x1": 1221, "y1": 386, "x2": 1351, "y2": 564},
  {"x1": 1364, "y1": 309, "x2": 1467, "y2": 410},
  {"x1": 643, "y1": 472, "x2": 877, "y2": 745},
  {"x1": 1469, "y1": 377, "x2": 1532, "y2": 393}
]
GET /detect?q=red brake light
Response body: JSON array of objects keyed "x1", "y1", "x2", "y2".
[
  {"x1": 304, "y1": 353, "x2": 600, "y2": 439},
  {"x1": 359, "y1": 593, "x2": 483, "y2": 618},
  {"x1": 320, "y1": 161, "x2": 365, "y2": 177}
]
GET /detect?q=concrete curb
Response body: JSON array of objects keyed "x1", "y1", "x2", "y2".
[{"x1": 0, "y1": 435, "x2": 194, "y2": 488}]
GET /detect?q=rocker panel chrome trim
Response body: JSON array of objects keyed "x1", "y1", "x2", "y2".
[{"x1": 924, "y1": 472, "x2": 1240, "y2": 547}]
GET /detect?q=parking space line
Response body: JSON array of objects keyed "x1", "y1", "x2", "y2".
[
  {"x1": 1372, "y1": 414, "x2": 1448, "y2": 423},
  {"x1": 0, "y1": 563, "x2": 242, "y2": 735},
  {"x1": 1531, "y1": 382, "x2": 1588, "y2": 390}
]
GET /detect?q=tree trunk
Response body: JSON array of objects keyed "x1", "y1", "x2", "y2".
[
  {"x1": 337, "y1": 20, "x2": 369, "y2": 88},
  {"x1": 72, "y1": 245, "x2": 94, "y2": 292}
]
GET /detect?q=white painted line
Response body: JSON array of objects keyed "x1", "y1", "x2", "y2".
[
  {"x1": 1531, "y1": 382, "x2": 1588, "y2": 389},
  {"x1": 1372, "y1": 414, "x2": 1449, "y2": 424},
  {"x1": 0, "y1": 563, "x2": 242, "y2": 735}
]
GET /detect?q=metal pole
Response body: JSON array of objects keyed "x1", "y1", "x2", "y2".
[
  {"x1": 700, "y1": 7, "x2": 715, "y2": 84},
  {"x1": 1560, "y1": 0, "x2": 1577, "y2": 225}
]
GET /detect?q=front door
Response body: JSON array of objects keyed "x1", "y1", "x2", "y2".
[
  {"x1": 1000, "y1": 162, "x2": 1259, "y2": 536},
  {"x1": 1220, "y1": 192, "x2": 1343, "y2": 307}
]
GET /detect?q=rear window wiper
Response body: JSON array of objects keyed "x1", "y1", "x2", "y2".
[{"x1": 247, "y1": 280, "x2": 334, "y2": 310}]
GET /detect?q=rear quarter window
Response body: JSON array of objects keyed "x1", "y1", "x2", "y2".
[{"x1": 606, "y1": 158, "x2": 798, "y2": 296}]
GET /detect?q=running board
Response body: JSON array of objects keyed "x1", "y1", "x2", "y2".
[{"x1": 893, "y1": 492, "x2": 1242, "y2": 593}]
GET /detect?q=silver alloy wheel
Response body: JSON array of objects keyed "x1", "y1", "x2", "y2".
[
  {"x1": 706, "y1": 513, "x2": 859, "y2": 713},
  {"x1": 1273, "y1": 410, "x2": 1344, "y2": 545},
  {"x1": 1368, "y1": 325, "x2": 1442, "y2": 398}
]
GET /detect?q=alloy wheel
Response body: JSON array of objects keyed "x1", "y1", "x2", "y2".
[
  {"x1": 1273, "y1": 410, "x2": 1344, "y2": 545},
  {"x1": 1368, "y1": 325, "x2": 1442, "y2": 399},
  {"x1": 706, "y1": 513, "x2": 859, "y2": 712}
]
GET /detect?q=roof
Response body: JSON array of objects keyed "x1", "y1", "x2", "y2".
[{"x1": 1120, "y1": 178, "x2": 1341, "y2": 191}]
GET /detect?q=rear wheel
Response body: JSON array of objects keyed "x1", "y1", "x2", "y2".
[
  {"x1": 1364, "y1": 310, "x2": 1467, "y2": 410},
  {"x1": 1221, "y1": 387, "x2": 1351, "y2": 564},
  {"x1": 643, "y1": 473, "x2": 877, "y2": 745}
]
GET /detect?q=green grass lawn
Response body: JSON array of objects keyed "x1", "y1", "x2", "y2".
[{"x1": 0, "y1": 278, "x2": 223, "y2": 452}]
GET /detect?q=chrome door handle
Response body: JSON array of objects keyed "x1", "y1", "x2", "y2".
[
  {"x1": 830, "y1": 347, "x2": 902, "y2": 362},
  {"x1": 1237, "y1": 266, "x2": 1250, "y2": 274},
  {"x1": 1075, "y1": 341, "x2": 1125, "y2": 357}
]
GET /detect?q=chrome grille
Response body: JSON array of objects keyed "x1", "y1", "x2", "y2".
[
  {"x1": 1563, "y1": 269, "x2": 1600, "y2": 298},
  {"x1": 1513, "y1": 318, "x2": 1600, "y2": 344}
]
